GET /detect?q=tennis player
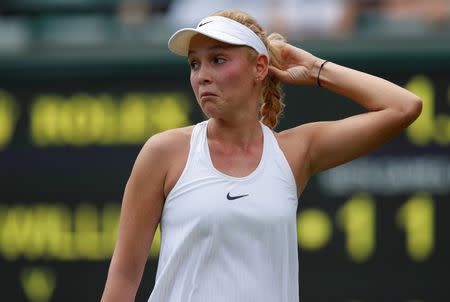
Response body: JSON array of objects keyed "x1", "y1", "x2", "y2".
[{"x1": 101, "y1": 9, "x2": 422, "y2": 302}]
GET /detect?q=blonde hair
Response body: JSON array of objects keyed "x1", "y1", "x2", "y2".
[{"x1": 212, "y1": 10, "x2": 286, "y2": 129}]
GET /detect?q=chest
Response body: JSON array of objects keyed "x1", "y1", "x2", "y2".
[
  {"x1": 208, "y1": 140, "x2": 263, "y2": 178},
  {"x1": 162, "y1": 172, "x2": 298, "y2": 234}
]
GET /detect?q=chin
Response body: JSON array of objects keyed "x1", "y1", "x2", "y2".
[
  {"x1": 201, "y1": 104, "x2": 219, "y2": 119},
  {"x1": 203, "y1": 112, "x2": 216, "y2": 119}
]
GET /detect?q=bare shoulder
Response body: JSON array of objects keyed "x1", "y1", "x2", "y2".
[
  {"x1": 142, "y1": 126, "x2": 194, "y2": 156},
  {"x1": 276, "y1": 121, "x2": 330, "y2": 150},
  {"x1": 276, "y1": 123, "x2": 318, "y2": 151},
  {"x1": 131, "y1": 126, "x2": 194, "y2": 178},
  {"x1": 274, "y1": 123, "x2": 324, "y2": 191},
  {"x1": 138, "y1": 126, "x2": 194, "y2": 197}
]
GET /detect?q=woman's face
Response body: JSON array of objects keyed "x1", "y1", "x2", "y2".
[{"x1": 188, "y1": 34, "x2": 259, "y2": 119}]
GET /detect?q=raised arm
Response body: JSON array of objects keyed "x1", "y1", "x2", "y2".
[
  {"x1": 271, "y1": 42, "x2": 422, "y2": 183},
  {"x1": 101, "y1": 135, "x2": 168, "y2": 302}
]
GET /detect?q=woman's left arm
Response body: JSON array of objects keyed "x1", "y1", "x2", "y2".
[{"x1": 270, "y1": 42, "x2": 422, "y2": 177}]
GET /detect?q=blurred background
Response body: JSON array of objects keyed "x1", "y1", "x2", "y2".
[{"x1": 0, "y1": 0, "x2": 449, "y2": 301}]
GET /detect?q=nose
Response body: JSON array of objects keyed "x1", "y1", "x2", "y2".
[{"x1": 196, "y1": 64, "x2": 212, "y2": 85}]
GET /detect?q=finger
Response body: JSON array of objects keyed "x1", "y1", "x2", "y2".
[
  {"x1": 268, "y1": 65, "x2": 289, "y2": 81},
  {"x1": 287, "y1": 66, "x2": 308, "y2": 82}
]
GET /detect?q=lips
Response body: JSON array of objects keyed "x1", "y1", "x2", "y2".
[{"x1": 200, "y1": 92, "x2": 217, "y2": 98}]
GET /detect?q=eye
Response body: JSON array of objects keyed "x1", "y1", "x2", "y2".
[
  {"x1": 188, "y1": 60, "x2": 199, "y2": 70},
  {"x1": 214, "y1": 57, "x2": 226, "y2": 64}
]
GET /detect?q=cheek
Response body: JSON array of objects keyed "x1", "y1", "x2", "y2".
[
  {"x1": 218, "y1": 64, "x2": 248, "y2": 87},
  {"x1": 190, "y1": 75, "x2": 199, "y2": 96}
]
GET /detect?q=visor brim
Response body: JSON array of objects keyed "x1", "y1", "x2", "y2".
[{"x1": 168, "y1": 28, "x2": 248, "y2": 56}]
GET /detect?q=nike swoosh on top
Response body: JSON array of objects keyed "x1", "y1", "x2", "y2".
[
  {"x1": 198, "y1": 20, "x2": 213, "y2": 27},
  {"x1": 226, "y1": 193, "x2": 249, "y2": 200}
]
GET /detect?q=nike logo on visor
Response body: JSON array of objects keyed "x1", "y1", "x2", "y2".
[
  {"x1": 226, "y1": 192, "x2": 249, "y2": 200},
  {"x1": 198, "y1": 20, "x2": 213, "y2": 27}
]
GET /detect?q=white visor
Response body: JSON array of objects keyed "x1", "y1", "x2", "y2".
[{"x1": 168, "y1": 15, "x2": 269, "y2": 61}]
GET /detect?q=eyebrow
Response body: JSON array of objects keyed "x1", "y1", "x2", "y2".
[{"x1": 188, "y1": 44, "x2": 231, "y2": 56}]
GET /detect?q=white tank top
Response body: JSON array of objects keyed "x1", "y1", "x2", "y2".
[{"x1": 148, "y1": 120, "x2": 299, "y2": 302}]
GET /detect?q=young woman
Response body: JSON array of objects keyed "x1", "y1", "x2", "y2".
[{"x1": 101, "y1": 10, "x2": 422, "y2": 302}]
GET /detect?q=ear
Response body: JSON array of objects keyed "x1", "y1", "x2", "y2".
[{"x1": 254, "y1": 54, "x2": 269, "y2": 81}]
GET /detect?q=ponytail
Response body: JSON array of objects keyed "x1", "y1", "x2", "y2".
[{"x1": 260, "y1": 33, "x2": 286, "y2": 129}]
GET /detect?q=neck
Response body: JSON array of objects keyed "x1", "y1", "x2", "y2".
[{"x1": 207, "y1": 117, "x2": 262, "y2": 148}]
